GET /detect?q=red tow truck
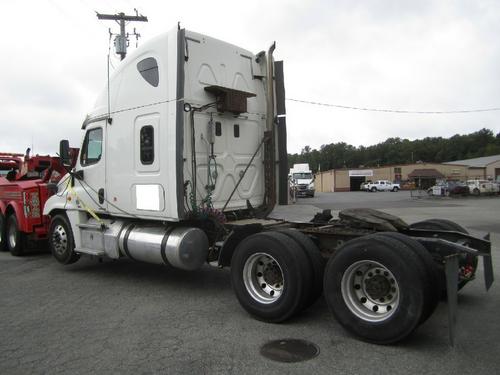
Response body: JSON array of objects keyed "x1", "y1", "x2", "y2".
[{"x1": 0, "y1": 149, "x2": 77, "y2": 255}]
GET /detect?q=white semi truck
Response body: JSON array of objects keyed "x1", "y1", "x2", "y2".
[
  {"x1": 289, "y1": 163, "x2": 315, "y2": 197},
  {"x1": 45, "y1": 27, "x2": 493, "y2": 344}
]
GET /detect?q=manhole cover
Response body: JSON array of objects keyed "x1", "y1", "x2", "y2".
[{"x1": 260, "y1": 339, "x2": 320, "y2": 363}]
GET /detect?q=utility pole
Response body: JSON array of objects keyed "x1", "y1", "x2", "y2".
[{"x1": 96, "y1": 10, "x2": 148, "y2": 60}]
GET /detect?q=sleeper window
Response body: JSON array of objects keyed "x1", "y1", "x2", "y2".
[{"x1": 140, "y1": 126, "x2": 154, "y2": 165}]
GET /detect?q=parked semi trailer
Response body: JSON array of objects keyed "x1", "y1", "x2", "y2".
[
  {"x1": 0, "y1": 150, "x2": 77, "y2": 255},
  {"x1": 42, "y1": 27, "x2": 493, "y2": 344}
]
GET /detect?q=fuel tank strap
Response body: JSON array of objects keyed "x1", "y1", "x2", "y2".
[{"x1": 160, "y1": 227, "x2": 175, "y2": 266}]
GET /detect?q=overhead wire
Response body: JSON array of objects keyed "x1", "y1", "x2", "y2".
[
  {"x1": 86, "y1": 97, "x2": 184, "y2": 123},
  {"x1": 286, "y1": 98, "x2": 500, "y2": 114}
]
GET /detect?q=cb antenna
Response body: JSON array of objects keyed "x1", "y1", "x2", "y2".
[{"x1": 96, "y1": 10, "x2": 148, "y2": 60}]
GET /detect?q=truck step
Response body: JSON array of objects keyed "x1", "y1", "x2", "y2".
[{"x1": 75, "y1": 247, "x2": 106, "y2": 257}]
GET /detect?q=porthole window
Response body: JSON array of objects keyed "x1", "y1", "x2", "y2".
[
  {"x1": 140, "y1": 126, "x2": 154, "y2": 165},
  {"x1": 137, "y1": 57, "x2": 159, "y2": 87}
]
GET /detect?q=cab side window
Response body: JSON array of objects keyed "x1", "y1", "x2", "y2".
[{"x1": 81, "y1": 128, "x2": 103, "y2": 166}]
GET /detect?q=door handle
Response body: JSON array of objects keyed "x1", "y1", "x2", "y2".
[{"x1": 98, "y1": 188, "x2": 105, "y2": 204}]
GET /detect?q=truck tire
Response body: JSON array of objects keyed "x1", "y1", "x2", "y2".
[
  {"x1": 0, "y1": 213, "x2": 7, "y2": 251},
  {"x1": 6, "y1": 215, "x2": 25, "y2": 256},
  {"x1": 48, "y1": 214, "x2": 80, "y2": 265},
  {"x1": 410, "y1": 219, "x2": 475, "y2": 291},
  {"x1": 372, "y1": 232, "x2": 440, "y2": 325},
  {"x1": 277, "y1": 229, "x2": 325, "y2": 309},
  {"x1": 392, "y1": 187, "x2": 399, "y2": 192},
  {"x1": 370, "y1": 187, "x2": 377, "y2": 192},
  {"x1": 230, "y1": 231, "x2": 311, "y2": 323},
  {"x1": 410, "y1": 218, "x2": 467, "y2": 234},
  {"x1": 323, "y1": 234, "x2": 426, "y2": 344},
  {"x1": 472, "y1": 188, "x2": 480, "y2": 196}
]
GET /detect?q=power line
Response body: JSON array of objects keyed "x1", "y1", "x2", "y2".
[{"x1": 286, "y1": 98, "x2": 500, "y2": 114}]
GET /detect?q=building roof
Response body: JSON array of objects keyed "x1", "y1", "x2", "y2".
[
  {"x1": 446, "y1": 154, "x2": 500, "y2": 168},
  {"x1": 408, "y1": 168, "x2": 445, "y2": 178}
]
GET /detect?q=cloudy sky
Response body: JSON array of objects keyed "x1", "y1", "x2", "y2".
[{"x1": 1, "y1": 0, "x2": 500, "y2": 155}]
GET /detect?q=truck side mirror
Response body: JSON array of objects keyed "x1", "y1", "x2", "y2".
[{"x1": 59, "y1": 140, "x2": 71, "y2": 166}]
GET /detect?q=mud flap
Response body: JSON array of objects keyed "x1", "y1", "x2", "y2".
[
  {"x1": 483, "y1": 233, "x2": 494, "y2": 291},
  {"x1": 484, "y1": 255, "x2": 494, "y2": 291},
  {"x1": 444, "y1": 254, "x2": 459, "y2": 346}
]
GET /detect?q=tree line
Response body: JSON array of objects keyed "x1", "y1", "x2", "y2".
[{"x1": 288, "y1": 128, "x2": 500, "y2": 173}]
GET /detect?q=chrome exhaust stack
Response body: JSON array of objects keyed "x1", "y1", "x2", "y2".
[{"x1": 266, "y1": 42, "x2": 276, "y2": 132}]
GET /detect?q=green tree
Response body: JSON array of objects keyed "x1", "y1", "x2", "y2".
[{"x1": 288, "y1": 128, "x2": 500, "y2": 171}]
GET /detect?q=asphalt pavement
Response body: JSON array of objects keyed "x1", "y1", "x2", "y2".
[{"x1": 1, "y1": 192, "x2": 499, "y2": 374}]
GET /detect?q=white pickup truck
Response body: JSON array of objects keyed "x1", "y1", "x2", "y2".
[
  {"x1": 365, "y1": 180, "x2": 400, "y2": 192},
  {"x1": 467, "y1": 180, "x2": 499, "y2": 196}
]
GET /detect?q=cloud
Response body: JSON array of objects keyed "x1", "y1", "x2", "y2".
[{"x1": 1, "y1": 0, "x2": 499, "y2": 156}]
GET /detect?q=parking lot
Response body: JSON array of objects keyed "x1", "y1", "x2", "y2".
[{"x1": 1, "y1": 192, "x2": 499, "y2": 374}]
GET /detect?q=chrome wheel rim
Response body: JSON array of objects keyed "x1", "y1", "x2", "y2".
[
  {"x1": 243, "y1": 252, "x2": 284, "y2": 304},
  {"x1": 8, "y1": 223, "x2": 16, "y2": 249},
  {"x1": 52, "y1": 224, "x2": 68, "y2": 255},
  {"x1": 341, "y1": 260, "x2": 399, "y2": 322}
]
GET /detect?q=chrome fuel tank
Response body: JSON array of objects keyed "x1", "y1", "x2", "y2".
[{"x1": 118, "y1": 224, "x2": 209, "y2": 271}]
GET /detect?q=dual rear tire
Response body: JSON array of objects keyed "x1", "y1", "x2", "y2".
[
  {"x1": 230, "y1": 230, "x2": 325, "y2": 323},
  {"x1": 409, "y1": 218, "x2": 476, "y2": 290},
  {"x1": 323, "y1": 233, "x2": 432, "y2": 344},
  {"x1": 231, "y1": 229, "x2": 440, "y2": 343}
]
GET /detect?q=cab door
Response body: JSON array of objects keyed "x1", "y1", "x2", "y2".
[{"x1": 73, "y1": 122, "x2": 107, "y2": 212}]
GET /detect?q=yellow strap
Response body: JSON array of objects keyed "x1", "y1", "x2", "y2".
[{"x1": 65, "y1": 177, "x2": 106, "y2": 226}]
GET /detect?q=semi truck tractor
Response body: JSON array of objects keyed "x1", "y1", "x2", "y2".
[
  {"x1": 289, "y1": 163, "x2": 315, "y2": 197},
  {"x1": 44, "y1": 27, "x2": 493, "y2": 344}
]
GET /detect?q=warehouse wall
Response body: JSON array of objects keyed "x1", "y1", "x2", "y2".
[
  {"x1": 486, "y1": 161, "x2": 500, "y2": 181},
  {"x1": 316, "y1": 170, "x2": 335, "y2": 192},
  {"x1": 314, "y1": 162, "x2": 491, "y2": 192}
]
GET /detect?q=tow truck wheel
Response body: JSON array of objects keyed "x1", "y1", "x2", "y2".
[
  {"x1": 0, "y1": 213, "x2": 7, "y2": 251},
  {"x1": 410, "y1": 219, "x2": 475, "y2": 291},
  {"x1": 6, "y1": 215, "x2": 25, "y2": 256},
  {"x1": 277, "y1": 229, "x2": 325, "y2": 309},
  {"x1": 373, "y1": 232, "x2": 440, "y2": 325},
  {"x1": 48, "y1": 214, "x2": 80, "y2": 265},
  {"x1": 231, "y1": 232, "x2": 311, "y2": 323},
  {"x1": 323, "y1": 234, "x2": 426, "y2": 344},
  {"x1": 370, "y1": 187, "x2": 377, "y2": 192}
]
